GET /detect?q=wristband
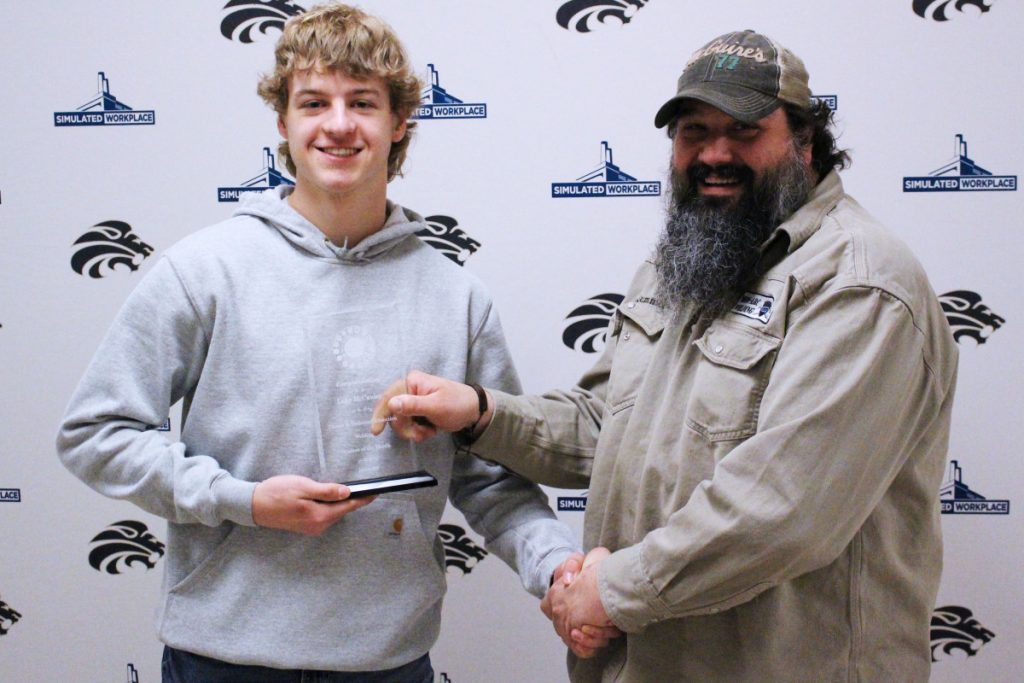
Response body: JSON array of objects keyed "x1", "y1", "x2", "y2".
[{"x1": 456, "y1": 383, "x2": 488, "y2": 443}]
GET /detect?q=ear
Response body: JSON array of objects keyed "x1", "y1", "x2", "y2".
[
  {"x1": 392, "y1": 116, "x2": 407, "y2": 144},
  {"x1": 277, "y1": 114, "x2": 287, "y2": 140}
]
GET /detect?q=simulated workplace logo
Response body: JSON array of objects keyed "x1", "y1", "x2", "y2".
[
  {"x1": 218, "y1": 147, "x2": 294, "y2": 202},
  {"x1": 89, "y1": 520, "x2": 166, "y2": 574},
  {"x1": 939, "y1": 290, "x2": 1004, "y2": 345},
  {"x1": 54, "y1": 72, "x2": 155, "y2": 127},
  {"x1": 415, "y1": 215, "x2": 481, "y2": 266},
  {"x1": 904, "y1": 134, "x2": 1016, "y2": 192},
  {"x1": 811, "y1": 94, "x2": 838, "y2": 111},
  {"x1": 914, "y1": 0, "x2": 993, "y2": 21},
  {"x1": 563, "y1": 293, "x2": 624, "y2": 353},
  {"x1": 557, "y1": 0, "x2": 650, "y2": 33},
  {"x1": 413, "y1": 64, "x2": 486, "y2": 120},
  {"x1": 552, "y1": 142, "x2": 661, "y2": 198},
  {"x1": 221, "y1": 0, "x2": 305, "y2": 43},
  {"x1": 931, "y1": 605, "x2": 995, "y2": 662},
  {"x1": 558, "y1": 490, "x2": 588, "y2": 512},
  {"x1": 940, "y1": 460, "x2": 1009, "y2": 515}
]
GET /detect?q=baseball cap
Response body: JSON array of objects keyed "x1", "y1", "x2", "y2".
[{"x1": 654, "y1": 30, "x2": 811, "y2": 128}]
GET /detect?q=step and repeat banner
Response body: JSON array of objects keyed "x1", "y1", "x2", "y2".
[{"x1": 1, "y1": 1, "x2": 1020, "y2": 681}]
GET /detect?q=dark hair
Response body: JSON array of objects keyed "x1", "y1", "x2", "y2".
[{"x1": 784, "y1": 100, "x2": 851, "y2": 176}]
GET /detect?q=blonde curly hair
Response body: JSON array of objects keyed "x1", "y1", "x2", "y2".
[{"x1": 257, "y1": 4, "x2": 422, "y2": 180}]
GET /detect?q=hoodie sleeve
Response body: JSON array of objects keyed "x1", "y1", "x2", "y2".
[
  {"x1": 56, "y1": 256, "x2": 257, "y2": 527},
  {"x1": 447, "y1": 300, "x2": 581, "y2": 598}
]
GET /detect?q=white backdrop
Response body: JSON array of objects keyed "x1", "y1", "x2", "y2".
[{"x1": 2, "y1": 1, "x2": 1020, "y2": 681}]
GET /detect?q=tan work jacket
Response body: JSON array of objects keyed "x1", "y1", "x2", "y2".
[{"x1": 474, "y1": 172, "x2": 958, "y2": 682}]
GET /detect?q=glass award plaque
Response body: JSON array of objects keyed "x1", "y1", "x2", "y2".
[{"x1": 305, "y1": 302, "x2": 420, "y2": 481}]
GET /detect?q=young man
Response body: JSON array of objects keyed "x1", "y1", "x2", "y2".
[
  {"x1": 57, "y1": 5, "x2": 577, "y2": 681},
  {"x1": 376, "y1": 30, "x2": 958, "y2": 682}
]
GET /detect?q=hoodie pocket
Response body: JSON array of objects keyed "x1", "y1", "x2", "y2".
[{"x1": 162, "y1": 496, "x2": 447, "y2": 663}]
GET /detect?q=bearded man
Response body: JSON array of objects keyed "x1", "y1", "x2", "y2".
[{"x1": 374, "y1": 30, "x2": 958, "y2": 682}]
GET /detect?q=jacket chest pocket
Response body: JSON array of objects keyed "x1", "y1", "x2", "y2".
[
  {"x1": 607, "y1": 303, "x2": 667, "y2": 414},
  {"x1": 686, "y1": 323, "x2": 780, "y2": 441}
]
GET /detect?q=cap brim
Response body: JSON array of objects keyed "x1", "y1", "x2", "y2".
[{"x1": 654, "y1": 83, "x2": 782, "y2": 128}]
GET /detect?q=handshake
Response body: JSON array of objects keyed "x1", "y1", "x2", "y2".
[
  {"x1": 542, "y1": 547, "x2": 623, "y2": 658},
  {"x1": 370, "y1": 371, "x2": 623, "y2": 658}
]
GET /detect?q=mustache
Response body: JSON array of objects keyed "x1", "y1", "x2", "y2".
[{"x1": 688, "y1": 163, "x2": 755, "y2": 185}]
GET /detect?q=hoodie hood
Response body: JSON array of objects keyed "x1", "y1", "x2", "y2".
[{"x1": 233, "y1": 186, "x2": 426, "y2": 264}]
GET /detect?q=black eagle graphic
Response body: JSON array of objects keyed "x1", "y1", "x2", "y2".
[
  {"x1": 221, "y1": 0, "x2": 306, "y2": 43},
  {"x1": 563, "y1": 293, "x2": 625, "y2": 353},
  {"x1": 89, "y1": 520, "x2": 166, "y2": 574}
]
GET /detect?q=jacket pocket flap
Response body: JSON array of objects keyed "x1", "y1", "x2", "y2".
[
  {"x1": 618, "y1": 301, "x2": 667, "y2": 337},
  {"x1": 695, "y1": 324, "x2": 780, "y2": 370}
]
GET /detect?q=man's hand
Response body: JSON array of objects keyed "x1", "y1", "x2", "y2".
[
  {"x1": 370, "y1": 370, "x2": 490, "y2": 441},
  {"x1": 541, "y1": 547, "x2": 622, "y2": 658},
  {"x1": 552, "y1": 552, "x2": 585, "y2": 585},
  {"x1": 252, "y1": 474, "x2": 375, "y2": 536}
]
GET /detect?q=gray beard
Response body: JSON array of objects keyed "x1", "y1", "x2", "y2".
[{"x1": 654, "y1": 148, "x2": 814, "y2": 320}]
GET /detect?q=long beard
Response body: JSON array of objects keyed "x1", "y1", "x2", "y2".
[{"x1": 654, "y1": 148, "x2": 814, "y2": 320}]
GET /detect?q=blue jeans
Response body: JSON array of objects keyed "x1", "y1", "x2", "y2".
[{"x1": 161, "y1": 646, "x2": 434, "y2": 683}]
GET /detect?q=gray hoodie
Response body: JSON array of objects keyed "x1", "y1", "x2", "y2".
[{"x1": 57, "y1": 187, "x2": 577, "y2": 671}]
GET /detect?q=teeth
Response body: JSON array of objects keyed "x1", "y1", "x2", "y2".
[
  {"x1": 322, "y1": 147, "x2": 358, "y2": 157},
  {"x1": 704, "y1": 178, "x2": 738, "y2": 185}
]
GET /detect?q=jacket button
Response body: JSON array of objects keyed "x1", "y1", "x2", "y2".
[
  {"x1": 623, "y1": 332, "x2": 631, "y2": 341},
  {"x1": 392, "y1": 517, "x2": 403, "y2": 534},
  {"x1": 627, "y1": 302, "x2": 636, "y2": 309},
  {"x1": 714, "y1": 344, "x2": 724, "y2": 354}
]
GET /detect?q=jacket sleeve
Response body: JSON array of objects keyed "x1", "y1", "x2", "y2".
[
  {"x1": 598, "y1": 284, "x2": 954, "y2": 631},
  {"x1": 56, "y1": 257, "x2": 257, "y2": 527},
  {"x1": 467, "y1": 325, "x2": 615, "y2": 489},
  {"x1": 447, "y1": 300, "x2": 581, "y2": 598}
]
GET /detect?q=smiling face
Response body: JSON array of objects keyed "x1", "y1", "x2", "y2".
[
  {"x1": 670, "y1": 100, "x2": 812, "y2": 204},
  {"x1": 656, "y1": 99, "x2": 818, "y2": 318},
  {"x1": 277, "y1": 68, "x2": 407, "y2": 215}
]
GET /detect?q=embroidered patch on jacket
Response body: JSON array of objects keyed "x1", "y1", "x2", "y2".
[{"x1": 731, "y1": 292, "x2": 775, "y2": 323}]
